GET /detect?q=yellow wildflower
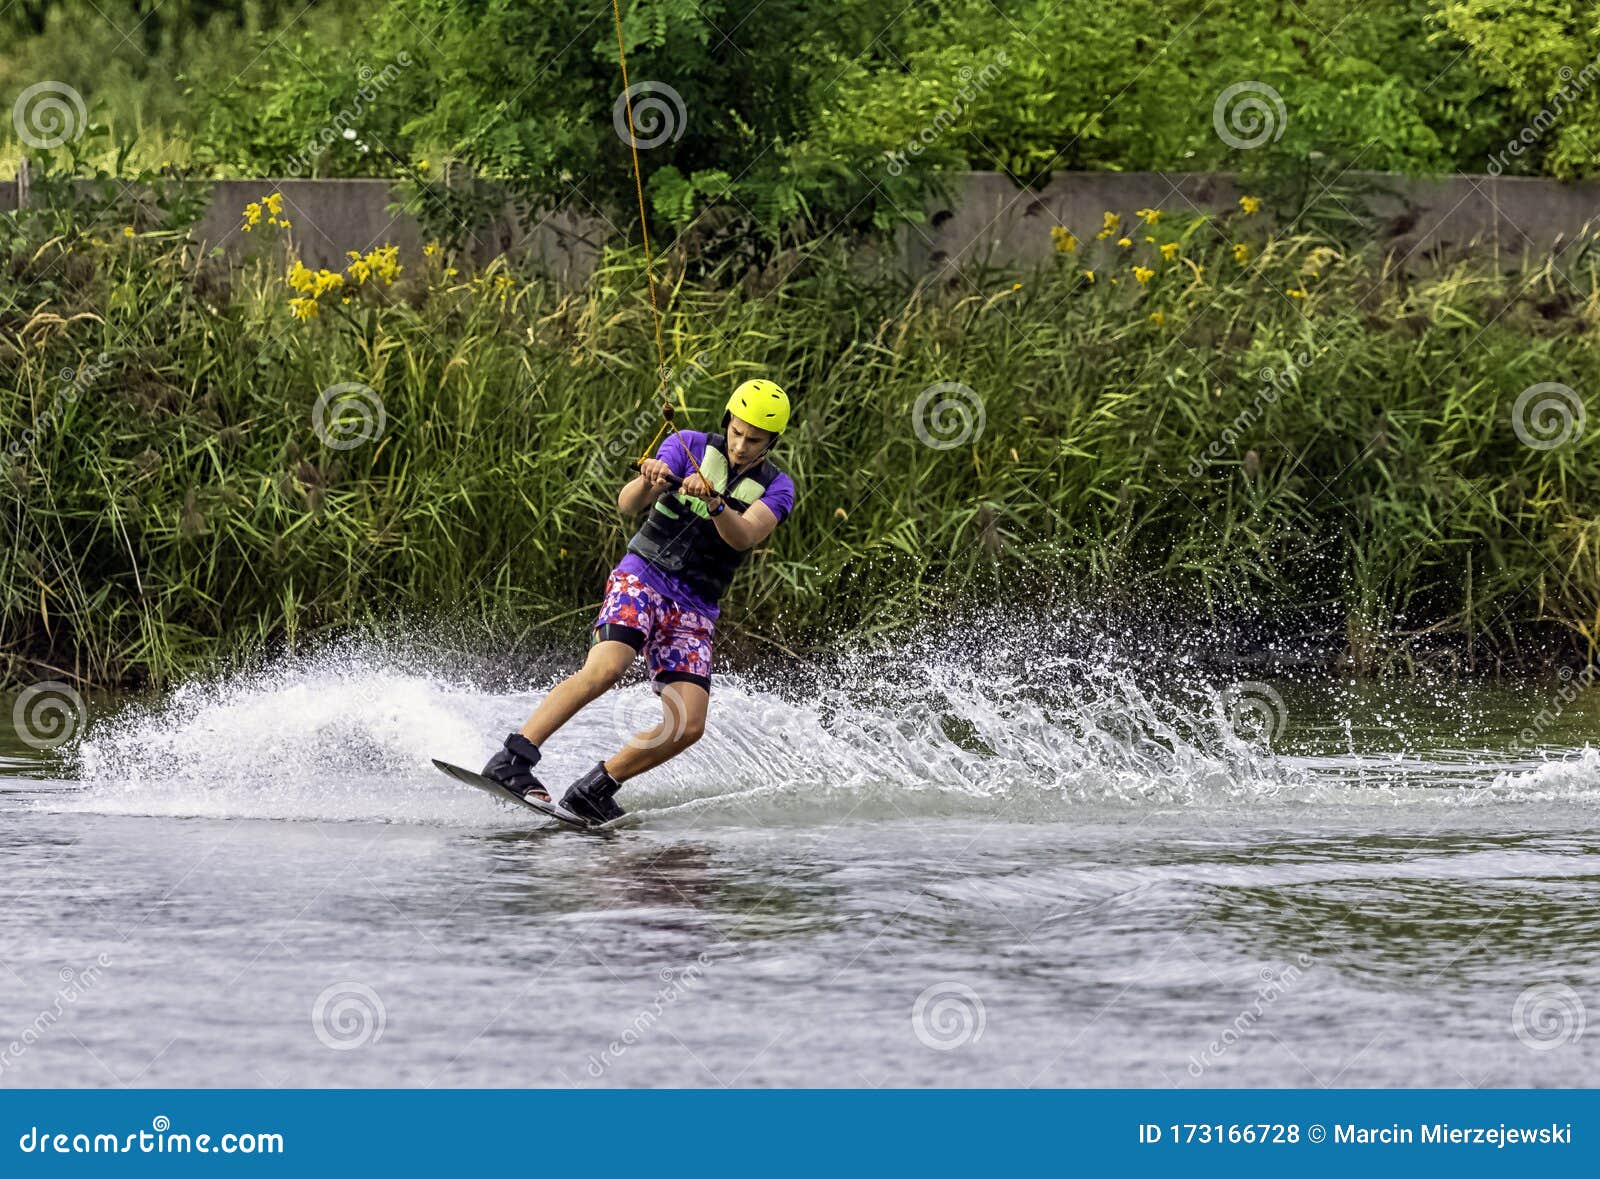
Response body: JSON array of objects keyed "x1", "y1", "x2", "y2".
[
  {"x1": 1233, "y1": 242, "x2": 1251, "y2": 263},
  {"x1": 1117, "y1": 236, "x2": 1133, "y2": 248},
  {"x1": 1082, "y1": 269, "x2": 1096, "y2": 283},
  {"x1": 1288, "y1": 287, "x2": 1307, "y2": 298},
  {"x1": 424, "y1": 240, "x2": 441, "y2": 257},
  {"x1": 288, "y1": 260, "x2": 316, "y2": 294},
  {"x1": 1239, "y1": 195, "x2": 1261, "y2": 215},
  {"x1": 1160, "y1": 242, "x2": 1180, "y2": 261},
  {"x1": 1050, "y1": 225, "x2": 1078, "y2": 254},
  {"x1": 1149, "y1": 311, "x2": 1166, "y2": 326},
  {"x1": 288, "y1": 297, "x2": 320, "y2": 322},
  {"x1": 1012, "y1": 283, "x2": 1021, "y2": 291},
  {"x1": 1136, "y1": 207, "x2": 1161, "y2": 224},
  {"x1": 123, "y1": 226, "x2": 135, "y2": 238},
  {"x1": 445, "y1": 267, "x2": 459, "y2": 277},
  {"x1": 264, "y1": 192, "x2": 284, "y2": 216},
  {"x1": 1133, "y1": 266, "x2": 1155, "y2": 285},
  {"x1": 1094, "y1": 211, "x2": 1121, "y2": 240}
]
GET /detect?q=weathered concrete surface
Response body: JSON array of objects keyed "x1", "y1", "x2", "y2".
[
  {"x1": 903, "y1": 171, "x2": 1600, "y2": 280},
  {"x1": 189, "y1": 179, "x2": 600, "y2": 280},
  {"x1": 5, "y1": 170, "x2": 1599, "y2": 280}
]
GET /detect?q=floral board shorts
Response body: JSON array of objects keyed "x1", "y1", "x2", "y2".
[{"x1": 592, "y1": 569, "x2": 714, "y2": 693}]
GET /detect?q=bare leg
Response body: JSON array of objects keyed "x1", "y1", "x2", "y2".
[
  {"x1": 604, "y1": 681, "x2": 709, "y2": 782},
  {"x1": 520, "y1": 640, "x2": 635, "y2": 747}
]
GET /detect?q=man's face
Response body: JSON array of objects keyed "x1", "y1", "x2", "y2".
[{"x1": 726, "y1": 417, "x2": 776, "y2": 467}]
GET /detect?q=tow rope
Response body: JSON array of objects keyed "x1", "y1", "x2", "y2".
[{"x1": 610, "y1": 0, "x2": 713, "y2": 489}]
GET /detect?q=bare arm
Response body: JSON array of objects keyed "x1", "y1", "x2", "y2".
[
  {"x1": 678, "y1": 473, "x2": 782, "y2": 551},
  {"x1": 618, "y1": 459, "x2": 678, "y2": 515}
]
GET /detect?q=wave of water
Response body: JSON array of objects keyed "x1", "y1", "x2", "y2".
[{"x1": 41, "y1": 623, "x2": 1600, "y2": 824}]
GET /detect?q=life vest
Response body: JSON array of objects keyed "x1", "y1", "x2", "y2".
[{"x1": 626, "y1": 435, "x2": 778, "y2": 606}]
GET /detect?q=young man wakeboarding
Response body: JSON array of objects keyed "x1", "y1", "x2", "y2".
[{"x1": 479, "y1": 379, "x2": 796, "y2": 824}]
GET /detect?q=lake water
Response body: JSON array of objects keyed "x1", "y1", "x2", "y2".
[{"x1": 3, "y1": 635, "x2": 1599, "y2": 1087}]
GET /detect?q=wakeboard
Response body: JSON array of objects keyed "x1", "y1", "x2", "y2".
[{"x1": 432, "y1": 758, "x2": 607, "y2": 831}]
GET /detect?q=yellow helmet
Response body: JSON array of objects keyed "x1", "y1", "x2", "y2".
[{"x1": 725, "y1": 379, "x2": 790, "y2": 435}]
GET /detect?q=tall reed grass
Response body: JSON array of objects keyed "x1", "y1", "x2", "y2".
[{"x1": 4, "y1": 193, "x2": 1599, "y2": 686}]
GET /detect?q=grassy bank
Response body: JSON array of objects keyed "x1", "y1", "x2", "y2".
[{"x1": 4, "y1": 188, "x2": 1600, "y2": 687}]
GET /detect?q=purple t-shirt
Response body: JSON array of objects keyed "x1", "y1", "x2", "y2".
[{"x1": 617, "y1": 430, "x2": 795, "y2": 618}]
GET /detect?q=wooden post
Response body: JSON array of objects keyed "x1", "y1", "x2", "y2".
[{"x1": 16, "y1": 156, "x2": 30, "y2": 210}]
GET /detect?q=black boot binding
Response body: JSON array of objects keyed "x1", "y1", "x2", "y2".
[
  {"x1": 481, "y1": 733, "x2": 548, "y2": 800},
  {"x1": 561, "y1": 762, "x2": 625, "y2": 825}
]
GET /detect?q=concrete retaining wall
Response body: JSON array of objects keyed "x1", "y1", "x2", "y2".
[{"x1": 5, "y1": 170, "x2": 1599, "y2": 281}]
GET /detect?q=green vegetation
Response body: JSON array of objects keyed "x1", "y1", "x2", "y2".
[
  {"x1": 4, "y1": 1, "x2": 1598, "y2": 237},
  {"x1": 4, "y1": 177, "x2": 1600, "y2": 686}
]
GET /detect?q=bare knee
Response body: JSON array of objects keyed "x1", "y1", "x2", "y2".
[{"x1": 676, "y1": 714, "x2": 706, "y2": 747}]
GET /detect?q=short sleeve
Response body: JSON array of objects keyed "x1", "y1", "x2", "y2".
[
  {"x1": 655, "y1": 431, "x2": 703, "y2": 481},
  {"x1": 758, "y1": 471, "x2": 796, "y2": 524}
]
